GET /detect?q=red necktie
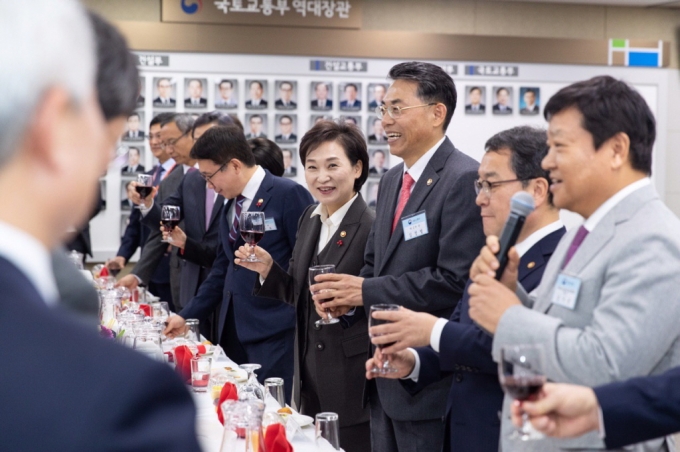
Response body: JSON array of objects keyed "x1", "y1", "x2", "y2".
[{"x1": 392, "y1": 173, "x2": 415, "y2": 234}]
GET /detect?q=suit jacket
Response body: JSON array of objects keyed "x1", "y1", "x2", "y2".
[
  {"x1": 245, "y1": 99, "x2": 268, "y2": 108},
  {"x1": 153, "y1": 97, "x2": 176, "y2": 107},
  {"x1": 122, "y1": 131, "x2": 144, "y2": 141},
  {"x1": 246, "y1": 132, "x2": 267, "y2": 139},
  {"x1": 595, "y1": 366, "x2": 680, "y2": 449},
  {"x1": 360, "y1": 137, "x2": 486, "y2": 421},
  {"x1": 368, "y1": 100, "x2": 380, "y2": 110},
  {"x1": 275, "y1": 99, "x2": 297, "y2": 109},
  {"x1": 257, "y1": 195, "x2": 374, "y2": 428},
  {"x1": 133, "y1": 164, "x2": 185, "y2": 304},
  {"x1": 340, "y1": 99, "x2": 361, "y2": 109},
  {"x1": 414, "y1": 227, "x2": 565, "y2": 452},
  {"x1": 179, "y1": 171, "x2": 314, "y2": 345},
  {"x1": 492, "y1": 103, "x2": 512, "y2": 114},
  {"x1": 0, "y1": 256, "x2": 200, "y2": 452},
  {"x1": 492, "y1": 184, "x2": 680, "y2": 452},
  {"x1": 368, "y1": 134, "x2": 387, "y2": 143},
  {"x1": 520, "y1": 105, "x2": 539, "y2": 115},
  {"x1": 275, "y1": 134, "x2": 297, "y2": 143},
  {"x1": 215, "y1": 99, "x2": 237, "y2": 109},
  {"x1": 184, "y1": 97, "x2": 207, "y2": 107},
  {"x1": 368, "y1": 166, "x2": 387, "y2": 175},
  {"x1": 121, "y1": 164, "x2": 145, "y2": 174},
  {"x1": 311, "y1": 99, "x2": 332, "y2": 110},
  {"x1": 465, "y1": 103, "x2": 486, "y2": 113},
  {"x1": 141, "y1": 169, "x2": 224, "y2": 308}
]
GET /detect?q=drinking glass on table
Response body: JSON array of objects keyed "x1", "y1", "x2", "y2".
[
  {"x1": 184, "y1": 318, "x2": 200, "y2": 342},
  {"x1": 369, "y1": 304, "x2": 400, "y2": 374},
  {"x1": 498, "y1": 344, "x2": 546, "y2": 441},
  {"x1": 309, "y1": 264, "x2": 339, "y2": 326},
  {"x1": 239, "y1": 364, "x2": 265, "y2": 401},
  {"x1": 134, "y1": 174, "x2": 154, "y2": 209},
  {"x1": 315, "y1": 412, "x2": 340, "y2": 450},
  {"x1": 160, "y1": 205, "x2": 181, "y2": 243},
  {"x1": 191, "y1": 355, "x2": 212, "y2": 392},
  {"x1": 264, "y1": 377, "x2": 286, "y2": 408},
  {"x1": 239, "y1": 211, "x2": 265, "y2": 262}
]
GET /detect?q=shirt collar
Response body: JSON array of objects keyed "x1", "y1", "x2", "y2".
[
  {"x1": 161, "y1": 158, "x2": 175, "y2": 172},
  {"x1": 514, "y1": 220, "x2": 564, "y2": 257},
  {"x1": 404, "y1": 136, "x2": 446, "y2": 183},
  {"x1": 241, "y1": 165, "x2": 266, "y2": 201},
  {"x1": 583, "y1": 178, "x2": 650, "y2": 232},
  {"x1": 311, "y1": 193, "x2": 359, "y2": 225},
  {"x1": 0, "y1": 221, "x2": 59, "y2": 305}
]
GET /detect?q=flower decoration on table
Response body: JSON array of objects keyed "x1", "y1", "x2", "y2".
[{"x1": 336, "y1": 240, "x2": 343, "y2": 247}]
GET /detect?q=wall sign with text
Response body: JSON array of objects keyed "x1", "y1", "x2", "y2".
[
  {"x1": 310, "y1": 60, "x2": 367, "y2": 72},
  {"x1": 465, "y1": 65, "x2": 519, "y2": 77}
]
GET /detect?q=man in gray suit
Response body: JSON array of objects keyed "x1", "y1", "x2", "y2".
[
  {"x1": 117, "y1": 114, "x2": 195, "y2": 310},
  {"x1": 311, "y1": 61, "x2": 485, "y2": 451},
  {"x1": 468, "y1": 75, "x2": 680, "y2": 452}
]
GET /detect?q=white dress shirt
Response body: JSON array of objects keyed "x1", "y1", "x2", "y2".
[
  {"x1": 310, "y1": 194, "x2": 359, "y2": 254},
  {"x1": 228, "y1": 165, "x2": 266, "y2": 224}
]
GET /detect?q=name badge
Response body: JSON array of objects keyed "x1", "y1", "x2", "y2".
[
  {"x1": 551, "y1": 274, "x2": 581, "y2": 310},
  {"x1": 401, "y1": 211, "x2": 428, "y2": 241},
  {"x1": 264, "y1": 218, "x2": 277, "y2": 231}
]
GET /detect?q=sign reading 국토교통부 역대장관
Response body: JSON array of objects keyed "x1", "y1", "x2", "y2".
[{"x1": 163, "y1": 0, "x2": 362, "y2": 29}]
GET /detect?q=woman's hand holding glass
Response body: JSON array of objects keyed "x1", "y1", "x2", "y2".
[{"x1": 234, "y1": 245, "x2": 274, "y2": 280}]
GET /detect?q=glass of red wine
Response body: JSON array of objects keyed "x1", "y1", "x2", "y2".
[
  {"x1": 498, "y1": 344, "x2": 546, "y2": 441},
  {"x1": 239, "y1": 211, "x2": 265, "y2": 262},
  {"x1": 369, "y1": 304, "x2": 400, "y2": 374},
  {"x1": 134, "y1": 174, "x2": 153, "y2": 209},
  {"x1": 309, "y1": 265, "x2": 339, "y2": 326},
  {"x1": 160, "y1": 205, "x2": 181, "y2": 243}
]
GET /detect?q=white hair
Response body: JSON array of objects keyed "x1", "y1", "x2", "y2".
[{"x1": 0, "y1": 0, "x2": 95, "y2": 166}]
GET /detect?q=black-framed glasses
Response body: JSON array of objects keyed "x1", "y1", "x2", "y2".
[
  {"x1": 375, "y1": 103, "x2": 437, "y2": 120},
  {"x1": 159, "y1": 130, "x2": 190, "y2": 149},
  {"x1": 201, "y1": 163, "x2": 226, "y2": 183},
  {"x1": 474, "y1": 178, "x2": 530, "y2": 196}
]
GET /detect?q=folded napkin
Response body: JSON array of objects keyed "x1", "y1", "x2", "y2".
[
  {"x1": 173, "y1": 345, "x2": 194, "y2": 383},
  {"x1": 265, "y1": 423, "x2": 293, "y2": 452},
  {"x1": 139, "y1": 304, "x2": 152, "y2": 317},
  {"x1": 217, "y1": 383, "x2": 239, "y2": 425}
]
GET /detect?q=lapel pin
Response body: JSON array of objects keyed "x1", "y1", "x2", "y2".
[
  {"x1": 336, "y1": 240, "x2": 344, "y2": 247},
  {"x1": 426, "y1": 178, "x2": 433, "y2": 186},
  {"x1": 256, "y1": 198, "x2": 263, "y2": 208},
  {"x1": 340, "y1": 231, "x2": 347, "y2": 238},
  {"x1": 527, "y1": 262, "x2": 536, "y2": 269}
]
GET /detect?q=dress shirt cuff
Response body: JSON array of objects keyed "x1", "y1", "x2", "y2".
[
  {"x1": 259, "y1": 275, "x2": 266, "y2": 285},
  {"x1": 430, "y1": 318, "x2": 448, "y2": 353},
  {"x1": 343, "y1": 307, "x2": 357, "y2": 317},
  {"x1": 139, "y1": 199, "x2": 154, "y2": 216},
  {"x1": 132, "y1": 274, "x2": 143, "y2": 285},
  {"x1": 402, "y1": 348, "x2": 421, "y2": 383},
  {"x1": 598, "y1": 406, "x2": 606, "y2": 439}
]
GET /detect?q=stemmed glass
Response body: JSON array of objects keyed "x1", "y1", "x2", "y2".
[
  {"x1": 498, "y1": 344, "x2": 546, "y2": 441},
  {"x1": 239, "y1": 211, "x2": 265, "y2": 262},
  {"x1": 161, "y1": 205, "x2": 181, "y2": 243},
  {"x1": 309, "y1": 265, "x2": 339, "y2": 326},
  {"x1": 369, "y1": 304, "x2": 400, "y2": 374},
  {"x1": 238, "y1": 364, "x2": 265, "y2": 401},
  {"x1": 134, "y1": 174, "x2": 153, "y2": 209}
]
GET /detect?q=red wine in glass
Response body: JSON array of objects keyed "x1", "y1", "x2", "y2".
[
  {"x1": 134, "y1": 174, "x2": 154, "y2": 209},
  {"x1": 240, "y1": 230, "x2": 264, "y2": 247},
  {"x1": 239, "y1": 211, "x2": 265, "y2": 262},
  {"x1": 135, "y1": 185, "x2": 153, "y2": 198},
  {"x1": 160, "y1": 205, "x2": 181, "y2": 243},
  {"x1": 369, "y1": 304, "x2": 400, "y2": 374},
  {"x1": 500, "y1": 376, "x2": 545, "y2": 401},
  {"x1": 162, "y1": 219, "x2": 180, "y2": 232}
]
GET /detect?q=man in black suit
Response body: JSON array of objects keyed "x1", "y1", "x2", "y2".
[
  {"x1": 369, "y1": 84, "x2": 387, "y2": 110},
  {"x1": 282, "y1": 148, "x2": 297, "y2": 176},
  {"x1": 340, "y1": 83, "x2": 362, "y2": 110},
  {"x1": 184, "y1": 78, "x2": 207, "y2": 108},
  {"x1": 275, "y1": 114, "x2": 297, "y2": 143},
  {"x1": 368, "y1": 149, "x2": 388, "y2": 175},
  {"x1": 493, "y1": 87, "x2": 513, "y2": 114},
  {"x1": 311, "y1": 82, "x2": 332, "y2": 110},
  {"x1": 153, "y1": 77, "x2": 175, "y2": 106},
  {"x1": 465, "y1": 86, "x2": 486, "y2": 114},
  {"x1": 520, "y1": 88, "x2": 540, "y2": 115},
  {"x1": 121, "y1": 146, "x2": 145, "y2": 173},
  {"x1": 246, "y1": 114, "x2": 267, "y2": 139},
  {"x1": 245, "y1": 80, "x2": 267, "y2": 108},
  {"x1": 122, "y1": 112, "x2": 144, "y2": 140},
  {"x1": 0, "y1": 4, "x2": 199, "y2": 450},
  {"x1": 312, "y1": 61, "x2": 486, "y2": 451},
  {"x1": 275, "y1": 81, "x2": 297, "y2": 109},
  {"x1": 368, "y1": 117, "x2": 387, "y2": 144},
  {"x1": 367, "y1": 126, "x2": 565, "y2": 452}
]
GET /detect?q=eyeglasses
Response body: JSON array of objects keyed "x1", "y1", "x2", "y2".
[
  {"x1": 474, "y1": 178, "x2": 530, "y2": 196},
  {"x1": 160, "y1": 130, "x2": 189, "y2": 149},
  {"x1": 201, "y1": 163, "x2": 226, "y2": 184},
  {"x1": 375, "y1": 103, "x2": 437, "y2": 120}
]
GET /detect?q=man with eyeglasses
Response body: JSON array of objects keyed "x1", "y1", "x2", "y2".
[
  {"x1": 309, "y1": 61, "x2": 485, "y2": 451},
  {"x1": 365, "y1": 126, "x2": 565, "y2": 452},
  {"x1": 153, "y1": 77, "x2": 176, "y2": 107}
]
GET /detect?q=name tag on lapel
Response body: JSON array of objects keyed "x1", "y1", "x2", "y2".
[
  {"x1": 401, "y1": 211, "x2": 428, "y2": 241},
  {"x1": 264, "y1": 218, "x2": 277, "y2": 231},
  {"x1": 551, "y1": 274, "x2": 581, "y2": 310}
]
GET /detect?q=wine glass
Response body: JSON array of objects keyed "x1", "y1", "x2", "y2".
[
  {"x1": 368, "y1": 304, "x2": 400, "y2": 374},
  {"x1": 309, "y1": 265, "x2": 340, "y2": 326},
  {"x1": 134, "y1": 174, "x2": 153, "y2": 209},
  {"x1": 238, "y1": 364, "x2": 265, "y2": 402},
  {"x1": 239, "y1": 211, "x2": 265, "y2": 262},
  {"x1": 498, "y1": 344, "x2": 546, "y2": 441},
  {"x1": 161, "y1": 205, "x2": 181, "y2": 243}
]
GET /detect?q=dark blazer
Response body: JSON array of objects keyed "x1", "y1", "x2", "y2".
[
  {"x1": 360, "y1": 137, "x2": 486, "y2": 422},
  {"x1": 311, "y1": 99, "x2": 332, "y2": 110},
  {"x1": 340, "y1": 99, "x2": 361, "y2": 109},
  {"x1": 141, "y1": 169, "x2": 224, "y2": 308},
  {"x1": 275, "y1": 134, "x2": 297, "y2": 143},
  {"x1": 368, "y1": 100, "x2": 380, "y2": 110},
  {"x1": 414, "y1": 227, "x2": 565, "y2": 452},
  {"x1": 275, "y1": 99, "x2": 297, "y2": 109},
  {"x1": 595, "y1": 366, "x2": 680, "y2": 449},
  {"x1": 121, "y1": 164, "x2": 145, "y2": 174},
  {"x1": 153, "y1": 97, "x2": 176, "y2": 107},
  {"x1": 465, "y1": 103, "x2": 486, "y2": 113},
  {"x1": 368, "y1": 166, "x2": 387, "y2": 175},
  {"x1": 492, "y1": 103, "x2": 512, "y2": 114},
  {"x1": 184, "y1": 97, "x2": 207, "y2": 107},
  {"x1": 122, "y1": 131, "x2": 144, "y2": 141},
  {"x1": 133, "y1": 164, "x2": 185, "y2": 304},
  {"x1": 367, "y1": 134, "x2": 387, "y2": 144},
  {"x1": 520, "y1": 105, "x2": 539, "y2": 115},
  {"x1": 257, "y1": 195, "x2": 374, "y2": 428},
  {"x1": 179, "y1": 170, "x2": 313, "y2": 345},
  {"x1": 0, "y1": 256, "x2": 200, "y2": 452},
  {"x1": 245, "y1": 99, "x2": 268, "y2": 108}
]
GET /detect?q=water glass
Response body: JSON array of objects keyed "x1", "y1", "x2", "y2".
[
  {"x1": 264, "y1": 377, "x2": 285, "y2": 408},
  {"x1": 315, "y1": 412, "x2": 340, "y2": 450},
  {"x1": 191, "y1": 355, "x2": 212, "y2": 392},
  {"x1": 185, "y1": 318, "x2": 200, "y2": 342}
]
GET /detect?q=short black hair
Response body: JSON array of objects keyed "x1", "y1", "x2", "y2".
[
  {"x1": 156, "y1": 77, "x2": 171, "y2": 86},
  {"x1": 299, "y1": 120, "x2": 369, "y2": 192},
  {"x1": 219, "y1": 79, "x2": 233, "y2": 88},
  {"x1": 280, "y1": 81, "x2": 293, "y2": 89},
  {"x1": 191, "y1": 125, "x2": 255, "y2": 167},
  {"x1": 544, "y1": 75, "x2": 655, "y2": 175},
  {"x1": 485, "y1": 126, "x2": 553, "y2": 205},
  {"x1": 191, "y1": 111, "x2": 234, "y2": 139},
  {"x1": 128, "y1": 112, "x2": 139, "y2": 120},
  {"x1": 469, "y1": 86, "x2": 482, "y2": 94},
  {"x1": 388, "y1": 61, "x2": 457, "y2": 131},
  {"x1": 250, "y1": 80, "x2": 263, "y2": 90},
  {"x1": 188, "y1": 78, "x2": 203, "y2": 87},
  {"x1": 372, "y1": 149, "x2": 386, "y2": 157},
  {"x1": 88, "y1": 12, "x2": 138, "y2": 120},
  {"x1": 279, "y1": 115, "x2": 293, "y2": 123},
  {"x1": 249, "y1": 138, "x2": 284, "y2": 177},
  {"x1": 250, "y1": 114, "x2": 263, "y2": 122},
  {"x1": 496, "y1": 87, "x2": 509, "y2": 96},
  {"x1": 345, "y1": 83, "x2": 358, "y2": 92},
  {"x1": 128, "y1": 147, "x2": 140, "y2": 156},
  {"x1": 524, "y1": 88, "x2": 537, "y2": 96},
  {"x1": 149, "y1": 112, "x2": 174, "y2": 129}
]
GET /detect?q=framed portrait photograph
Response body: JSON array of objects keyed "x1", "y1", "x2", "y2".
[
  {"x1": 120, "y1": 175, "x2": 136, "y2": 211},
  {"x1": 275, "y1": 80, "x2": 298, "y2": 110},
  {"x1": 338, "y1": 82, "x2": 362, "y2": 111},
  {"x1": 184, "y1": 78, "x2": 208, "y2": 108},
  {"x1": 122, "y1": 111, "x2": 145, "y2": 142},
  {"x1": 281, "y1": 148, "x2": 297, "y2": 177},
  {"x1": 121, "y1": 146, "x2": 146, "y2": 175},
  {"x1": 519, "y1": 87, "x2": 541, "y2": 116},
  {"x1": 310, "y1": 81, "x2": 333, "y2": 111},
  {"x1": 366, "y1": 180, "x2": 380, "y2": 210},
  {"x1": 366, "y1": 115, "x2": 387, "y2": 144},
  {"x1": 367, "y1": 83, "x2": 388, "y2": 112},
  {"x1": 310, "y1": 114, "x2": 333, "y2": 128},
  {"x1": 464, "y1": 86, "x2": 486, "y2": 115},
  {"x1": 215, "y1": 78, "x2": 238, "y2": 109},
  {"x1": 245, "y1": 79, "x2": 268, "y2": 109},
  {"x1": 492, "y1": 86, "x2": 513, "y2": 115},
  {"x1": 368, "y1": 148, "x2": 389, "y2": 177},
  {"x1": 275, "y1": 114, "x2": 298, "y2": 144},
  {"x1": 152, "y1": 77, "x2": 176, "y2": 108},
  {"x1": 245, "y1": 113, "x2": 268, "y2": 139},
  {"x1": 137, "y1": 76, "x2": 145, "y2": 108},
  {"x1": 340, "y1": 115, "x2": 360, "y2": 127}
]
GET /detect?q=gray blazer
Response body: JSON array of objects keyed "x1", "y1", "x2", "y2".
[
  {"x1": 492, "y1": 184, "x2": 680, "y2": 451},
  {"x1": 360, "y1": 137, "x2": 486, "y2": 422},
  {"x1": 133, "y1": 164, "x2": 184, "y2": 305}
]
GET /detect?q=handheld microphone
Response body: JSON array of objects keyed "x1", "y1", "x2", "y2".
[{"x1": 495, "y1": 192, "x2": 535, "y2": 280}]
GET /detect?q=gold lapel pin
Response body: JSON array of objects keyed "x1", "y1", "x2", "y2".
[
  {"x1": 255, "y1": 198, "x2": 264, "y2": 207},
  {"x1": 527, "y1": 262, "x2": 536, "y2": 269},
  {"x1": 340, "y1": 231, "x2": 347, "y2": 238},
  {"x1": 426, "y1": 178, "x2": 433, "y2": 186}
]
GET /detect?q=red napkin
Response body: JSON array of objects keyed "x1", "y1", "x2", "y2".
[
  {"x1": 139, "y1": 304, "x2": 152, "y2": 317},
  {"x1": 99, "y1": 266, "x2": 109, "y2": 277},
  {"x1": 174, "y1": 345, "x2": 193, "y2": 383},
  {"x1": 196, "y1": 344, "x2": 207, "y2": 355},
  {"x1": 217, "y1": 382, "x2": 239, "y2": 425},
  {"x1": 265, "y1": 424, "x2": 293, "y2": 452}
]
